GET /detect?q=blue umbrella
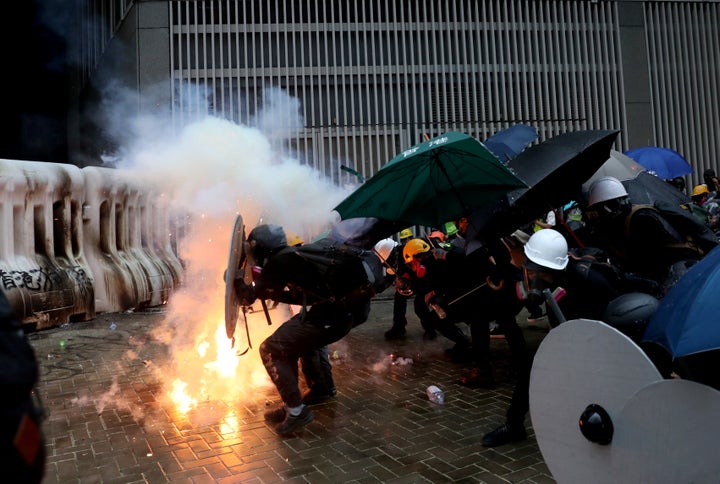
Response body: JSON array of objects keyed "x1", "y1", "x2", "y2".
[
  {"x1": 624, "y1": 147, "x2": 693, "y2": 180},
  {"x1": 483, "y1": 124, "x2": 538, "y2": 163},
  {"x1": 643, "y1": 245, "x2": 720, "y2": 357}
]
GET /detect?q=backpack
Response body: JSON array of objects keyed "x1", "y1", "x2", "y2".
[
  {"x1": 627, "y1": 200, "x2": 719, "y2": 258},
  {"x1": 290, "y1": 238, "x2": 387, "y2": 306}
]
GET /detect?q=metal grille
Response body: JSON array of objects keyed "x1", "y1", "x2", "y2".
[
  {"x1": 169, "y1": 0, "x2": 625, "y2": 180},
  {"x1": 77, "y1": 0, "x2": 134, "y2": 89},
  {"x1": 645, "y1": 2, "x2": 720, "y2": 186}
]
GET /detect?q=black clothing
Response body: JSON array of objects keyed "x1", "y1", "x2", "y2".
[
  {"x1": 0, "y1": 290, "x2": 45, "y2": 482},
  {"x1": 259, "y1": 303, "x2": 366, "y2": 407},
  {"x1": 506, "y1": 253, "x2": 623, "y2": 429},
  {"x1": 251, "y1": 239, "x2": 386, "y2": 409},
  {"x1": 585, "y1": 205, "x2": 716, "y2": 287}
]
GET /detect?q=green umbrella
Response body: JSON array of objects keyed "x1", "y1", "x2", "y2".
[{"x1": 334, "y1": 131, "x2": 528, "y2": 228}]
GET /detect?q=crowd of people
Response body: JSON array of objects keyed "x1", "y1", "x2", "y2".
[{"x1": 231, "y1": 168, "x2": 719, "y2": 442}]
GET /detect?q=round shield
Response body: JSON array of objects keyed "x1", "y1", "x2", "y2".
[
  {"x1": 224, "y1": 214, "x2": 245, "y2": 339},
  {"x1": 612, "y1": 379, "x2": 720, "y2": 483},
  {"x1": 529, "y1": 319, "x2": 662, "y2": 484}
]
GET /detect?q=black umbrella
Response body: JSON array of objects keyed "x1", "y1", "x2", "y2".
[
  {"x1": 581, "y1": 149, "x2": 690, "y2": 206},
  {"x1": 468, "y1": 129, "x2": 620, "y2": 245},
  {"x1": 623, "y1": 171, "x2": 690, "y2": 206}
]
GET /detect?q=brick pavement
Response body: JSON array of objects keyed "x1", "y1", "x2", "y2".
[{"x1": 29, "y1": 296, "x2": 555, "y2": 483}]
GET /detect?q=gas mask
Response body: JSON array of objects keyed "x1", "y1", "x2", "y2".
[
  {"x1": 516, "y1": 278, "x2": 551, "y2": 308},
  {"x1": 408, "y1": 259, "x2": 427, "y2": 278},
  {"x1": 517, "y1": 268, "x2": 556, "y2": 308}
]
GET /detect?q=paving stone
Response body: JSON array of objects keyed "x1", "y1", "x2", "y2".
[{"x1": 29, "y1": 297, "x2": 555, "y2": 482}]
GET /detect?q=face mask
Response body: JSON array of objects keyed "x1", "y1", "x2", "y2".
[
  {"x1": 409, "y1": 259, "x2": 426, "y2": 278},
  {"x1": 518, "y1": 267, "x2": 556, "y2": 307}
]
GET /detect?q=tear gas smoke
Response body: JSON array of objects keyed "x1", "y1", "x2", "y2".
[{"x1": 105, "y1": 87, "x2": 354, "y2": 414}]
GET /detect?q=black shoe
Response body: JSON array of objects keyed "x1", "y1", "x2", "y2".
[
  {"x1": 275, "y1": 406, "x2": 314, "y2": 435},
  {"x1": 264, "y1": 406, "x2": 287, "y2": 423},
  {"x1": 482, "y1": 423, "x2": 527, "y2": 447},
  {"x1": 302, "y1": 389, "x2": 337, "y2": 406},
  {"x1": 384, "y1": 326, "x2": 407, "y2": 340}
]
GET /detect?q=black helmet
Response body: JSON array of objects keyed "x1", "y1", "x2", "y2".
[
  {"x1": 247, "y1": 224, "x2": 287, "y2": 266},
  {"x1": 603, "y1": 292, "x2": 659, "y2": 342}
]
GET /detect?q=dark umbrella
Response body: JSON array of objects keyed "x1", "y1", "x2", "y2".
[
  {"x1": 467, "y1": 129, "x2": 620, "y2": 245},
  {"x1": 583, "y1": 150, "x2": 645, "y2": 189},
  {"x1": 333, "y1": 131, "x2": 528, "y2": 228},
  {"x1": 624, "y1": 147, "x2": 693, "y2": 180},
  {"x1": 643, "y1": 245, "x2": 720, "y2": 357},
  {"x1": 581, "y1": 149, "x2": 690, "y2": 206},
  {"x1": 483, "y1": 124, "x2": 539, "y2": 163},
  {"x1": 316, "y1": 217, "x2": 398, "y2": 249},
  {"x1": 623, "y1": 171, "x2": 690, "y2": 206}
]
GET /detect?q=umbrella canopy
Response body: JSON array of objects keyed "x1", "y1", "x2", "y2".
[
  {"x1": 468, "y1": 129, "x2": 620, "y2": 243},
  {"x1": 333, "y1": 131, "x2": 528, "y2": 228},
  {"x1": 583, "y1": 150, "x2": 645, "y2": 189},
  {"x1": 483, "y1": 124, "x2": 538, "y2": 163},
  {"x1": 643, "y1": 245, "x2": 720, "y2": 357},
  {"x1": 623, "y1": 171, "x2": 691, "y2": 207},
  {"x1": 624, "y1": 147, "x2": 693, "y2": 180},
  {"x1": 582, "y1": 150, "x2": 689, "y2": 206}
]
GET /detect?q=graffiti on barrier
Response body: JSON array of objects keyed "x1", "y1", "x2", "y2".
[{"x1": 0, "y1": 266, "x2": 93, "y2": 295}]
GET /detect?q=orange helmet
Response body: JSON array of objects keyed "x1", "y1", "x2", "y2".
[
  {"x1": 403, "y1": 238, "x2": 431, "y2": 263},
  {"x1": 428, "y1": 231, "x2": 446, "y2": 243}
]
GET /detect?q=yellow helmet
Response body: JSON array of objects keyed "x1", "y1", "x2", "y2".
[
  {"x1": 403, "y1": 238, "x2": 431, "y2": 263},
  {"x1": 285, "y1": 231, "x2": 305, "y2": 246},
  {"x1": 400, "y1": 228, "x2": 413, "y2": 240},
  {"x1": 692, "y1": 184, "x2": 709, "y2": 197}
]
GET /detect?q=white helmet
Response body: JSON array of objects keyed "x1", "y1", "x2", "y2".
[
  {"x1": 373, "y1": 238, "x2": 397, "y2": 264},
  {"x1": 523, "y1": 229, "x2": 569, "y2": 270},
  {"x1": 587, "y1": 176, "x2": 628, "y2": 207}
]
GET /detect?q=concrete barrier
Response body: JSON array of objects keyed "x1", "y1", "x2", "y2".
[
  {"x1": 82, "y1": 167, "x2": 183, "y2": 314},
  {"x1": 0, "y1": 159, "x2": 94, "y2": 329},
  {"x1": 0, "y1": 159, "x2": 184, "y2": 328}
]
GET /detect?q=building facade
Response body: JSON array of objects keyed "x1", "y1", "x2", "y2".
[{"x1": 72, "y1": 0, "x2": 720, "y2": 187}]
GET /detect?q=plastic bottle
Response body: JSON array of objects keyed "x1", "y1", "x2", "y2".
[{"x1": 426, "y1": 385, "x2": 445, "y2": 405}]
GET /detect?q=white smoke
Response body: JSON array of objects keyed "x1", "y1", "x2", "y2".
[{"x1": 97, "y1": 84, "x2": 355, "y2": 414}]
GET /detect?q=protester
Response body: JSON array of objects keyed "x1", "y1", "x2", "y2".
[
  {"x1": 384, "y1": 231, "x2": 438, "y2": 340},
  {"x1": 582, "y1": 176, "x2": 717, "y2": 291},
  {"x1": 532, "y1": 209, "x2": 556, "y2": 232},
  {"x1": 482, "y1": 229, "x2": 626, "y2": 447},
  {"x1": 703, "y1": 169, "x2": 720, "y2": 194},
  {"x1": 686, "y1": 184, "x2": 712, "y2": 225},
  {"x1": 706, "y1": 201, "x2": 720, "y2": 236},
  {"x1": 400, "y1": 238, "x2": 473, "y2": 361},
  {"x1": 234, "y1": 224, "x2": 392, "y2": 435},
  {"x1": 667, "y1": 176, "x2": 686, "y2": 193},
  {"x1": 691, "y1": 184, "x2": 710, "y2": 206},
  {"x1": 401, "y1": 237, "x2": 525, "y2": 388},
  {"x1": 0, "y1": 290, "x2": 45, "y2": 482}
]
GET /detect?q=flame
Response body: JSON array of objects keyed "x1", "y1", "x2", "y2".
[
  {"x1": 170, "y1": 379, "x2": 197, "y2": 414},
  {"x1": 157, "y1": 214, "x2": 281, "y2": 418}
]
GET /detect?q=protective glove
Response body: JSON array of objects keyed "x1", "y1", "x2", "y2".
[{"x1": 234, "y1": 281, "x2": 257, "y2": 306}]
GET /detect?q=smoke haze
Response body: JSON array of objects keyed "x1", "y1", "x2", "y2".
[{"x1": 99, "y1": 85, "x2": 354, "y2": 415}]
